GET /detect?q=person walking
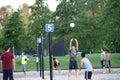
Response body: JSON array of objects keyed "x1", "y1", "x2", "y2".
[
  {"x1": 68, "y1": 38, "x2": 78, "y2": 80},
  {"x1": 80, "y1": 52, "x2": 94, "y2": 80},
  {"x1": 0, "y1": 46, "x2": 16, "y2": 80},
  {"x1": 105, "y1": 49, "x2": 111, "y2": 73},
  {"x1": 21, "y1": 52, "x2": 29, "y2": 76},
  {"x1": 100, "y1": 48, "x2": 106, "y2": 73}
]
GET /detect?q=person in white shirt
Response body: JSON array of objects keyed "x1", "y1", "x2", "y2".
[
  {"x1": 100, "y1": 48, "x2": 106, "y2": 73},
  {"x1": 80, "y1": 52, "x2": 94, "y2": 80}
]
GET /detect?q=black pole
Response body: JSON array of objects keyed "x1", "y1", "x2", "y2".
[
  {"x1": 36, "y1": 57, "x2": 39, "y2": 72},
  {"x1": 48, "y1": 32, "x2": 53, "y2": 80},
  {"x1": 41, "y1": 37, "x2": 44, "y2": 79},
  {"x1": 36, "y1": 44, "x2": 39, "y2": 72},
  {"x1": 39, "y1": 43, "x2": 42, "y2": 77}
]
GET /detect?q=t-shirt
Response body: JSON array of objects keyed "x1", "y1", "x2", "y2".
[
  {"x1": 69, "y1": 49, "x2": 77, "y2": 61},
  {"x1": 21, "y1": 55, "x2": 28, "y2": 64},
  {"x1": 0, "y1": 52, "x2": 14, "y2": 70},
  {"x1": 100, "y1": 52, "x2": 106, "y2": 60},
  {"x1": 82, "y1": 57, "x2": 92, "y2": 71}
]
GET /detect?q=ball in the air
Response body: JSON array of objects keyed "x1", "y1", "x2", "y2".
[{"x1": 70, "y1": 23, "x2": 75, "y2": 28}]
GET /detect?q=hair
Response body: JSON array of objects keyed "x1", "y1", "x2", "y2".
[
  {"x1": 4, "y1": 46, "x2": 10, "y2": 51},
  {"x1": 106, "y1": 49, "x2": 109, "y2": 52},
  {"x1": 53, "y1": 58, "x2": 56, "y2": 60},
  {"x1": 101, "y1": 48, "x2": 104, "y2": 51},
  {"x1": 81, "y1": 52, "x2": 86, "y2": 58}
]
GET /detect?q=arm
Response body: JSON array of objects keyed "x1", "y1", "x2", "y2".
[
  {"x1": 74, "y1": 38, "x2": 78, "y2": 51},
  {"x1": 12, "y1": 59, "x2": 16, "y2": 71},
  {"x1": 69, "y1": 38, "x2": 74, "y2": 50},
  {"x1": 108, "y1": 53, "x2": 110, "y2": 60},
  {"x1": 25, "y1": 56, "x2": 29, "y2": 61},
  {"x1": 0, "y1": 56, "x2": 2, "y2": 70},
  {"x1": 0, "y1": 60, "x2": 2, "y2": 70},
  {"x1": 80, "y1": 59, "x2": 84, "y2": 70}
]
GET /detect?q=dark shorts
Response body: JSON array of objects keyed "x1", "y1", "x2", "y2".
[
  {"x1": 69, "y1": 60, "x2": 78, "y2": 70},
  {"x1": 54, "y1": 63, "x2": 60, "y2": 68},
  {"x1": 85, "y1": 71, "x2": 92, "y2": 79},
  {"x1": 101, "y1": 60, "x2": 106, "y2": 68},
  {"x1": 107, "y1": 60, "x2": 111, "y2": 68}
]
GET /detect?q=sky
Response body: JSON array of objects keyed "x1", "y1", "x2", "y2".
[{"x1": 0, "y1": 0, "x2": 60, "y2": 12}]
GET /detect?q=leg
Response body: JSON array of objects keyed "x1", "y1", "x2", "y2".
[
  {"x1": 68, "y1": 61, "x2": 73, "y2": 80},
  {"x1": 101, "y1": 60, "x2": 105, "y2": 73},
  {"x1": 75, "y1": 69, "x2": 78, "y2": 80},
  {"x1": 103, "y1": 60, "x2": 106, "y2": 73},
  {"x1": 88, "y1": 71, "x2": 92, "y2": 80},
  {"x1": 68, "y1": 70, "x2": 72, "y2": 80},
  {"x1": 57, "y1": 63, "x2": 61, "y2": 74},
  {"x1": 85, "y1": 71, "x2": 92, "y2": 80},
  {"x1": 85, "y1": 71, "x2": 88, "y2": 80},
  {"x1": 57, "y1": 66, "x2": 61, "y2": 74},
  {"x1": 8, "y1": 69, "x2": 14, "y2": 80},
  {"x1": 3, "y1": 70, "x2": 8, "y2": 80},
  {"x1": 74, "y1": 61, "x2": 78, "y2": 80},
  {"x1": 22, "y1": 64, "x2": 27, "y2": 76},
  {"x1": 108, "y1": 60, "x2": 111, "y2": 73}
]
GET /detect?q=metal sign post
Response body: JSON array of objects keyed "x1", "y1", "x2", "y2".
[
  {"x1": 45, "y1": 23, "x2": 54, "y2": 80},
  {"x1": 37, "y1": 37, "x2": 42, "y2": 76}
]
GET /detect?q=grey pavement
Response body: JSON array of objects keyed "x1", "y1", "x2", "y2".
[{"x1": 0, "y1": 68, "x2": 120, "y2": 80}]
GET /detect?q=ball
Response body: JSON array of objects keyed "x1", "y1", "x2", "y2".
[{"x1": 70, "y1": 23, "x2": 75, "y2": 28}]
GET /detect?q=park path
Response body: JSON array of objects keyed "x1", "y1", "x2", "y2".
[{"x1": 0, "y1": 68, "x2": 120, "y2": 80}]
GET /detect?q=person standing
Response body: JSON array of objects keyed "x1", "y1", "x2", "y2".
[
  {"x1": 80, "y1": 52, "x2": 94, "y2": 80},
  {"x1": 0, "y1": 46, "x2": 16, "y2": 80},
  {"x1": 100, "y1": 48, "x2": 106, "y2": 73},
  {"x1": 68, "y1": 38, "x2": 78, "y2": 80},
  {"x1": 21, "y1": 52, "x2": 29, "y2": 76},
  {"x1": 105, "y1": 49, "x2": 111, "y2": 73}
]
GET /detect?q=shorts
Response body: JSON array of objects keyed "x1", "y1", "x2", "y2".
[
  {"x1": 107, "y1": 60, "x2": 111, "y2": 68},
  {"x1": 54, "y1": 63, "x2": 60, "y2": 68},
  {"x1": 69, "y1": 60, "x2": 78, "y2": 70},
  {"x1": 85, "y1": 71, "x2": 92, "y2": 79},
  {"x1": 22, "y1": 64, "x2": 26, "y2": 72},
  {"x1": 101, "y1": 60, "x2": 106, "y2": 68}
]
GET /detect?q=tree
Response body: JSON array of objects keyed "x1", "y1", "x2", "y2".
[
  {"x1": 0, "y1": 5, "x2": 13, "y2": 27},
  {"x1": 28, "y1": 0, "x2": 52, "y2": 50},
  {"x1": 21, "y1": 3, "x2": 30, "y2": 30},
  {"x1": 100, "y1": 0, "x2": 120, "y2": 52},
  {"x1": 53, "y1": 0, "x2": 108, "y2": 53},
  {"x1": 2, "y1": 10, "x2": 25, "y2": 54}
]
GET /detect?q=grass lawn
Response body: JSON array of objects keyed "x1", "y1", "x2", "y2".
[{"x1": 0, "y1": 53, "x2": 120, "y2": 72}]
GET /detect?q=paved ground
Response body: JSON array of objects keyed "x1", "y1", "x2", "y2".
[{"x1": 0, "y1": 68, "x2": 120, "y2": 80}]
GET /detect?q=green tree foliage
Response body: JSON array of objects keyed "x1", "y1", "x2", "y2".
[
  {"x1": 53, "y1": 0, "x2": 106, "y2": 53},
  {"x1": 100, "y1": 0, "x2": 120, "y2": 52},
  {"x1": 28, "y1": 0, "x2": 51, "y2": 50},
  {"x1": 2, "y1": 10, "x2": 25, "y2": 54},
  {"x1": 0, "y1": 5, "x2": 13, "y2": 27}
]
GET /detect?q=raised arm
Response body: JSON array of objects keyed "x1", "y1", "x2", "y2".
[
  {"x1": 74, "y1": 38, "x2": 78, "y2": 51},
  {"x1": 69, "y1": 38, "x2": 74, "y2": 50}
]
